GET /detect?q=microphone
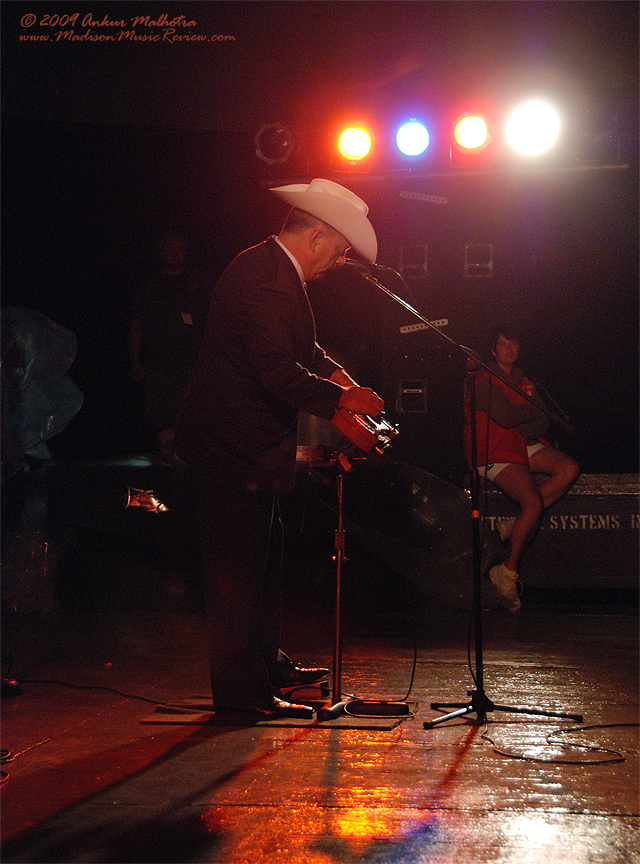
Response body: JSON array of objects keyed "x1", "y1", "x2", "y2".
[{"x1": 343, "y1": 259, "x2": 384, "y2": 271}]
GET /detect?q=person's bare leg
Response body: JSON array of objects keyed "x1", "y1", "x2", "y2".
[
  {"x1": 492, "y1": 463, "x2": 543, "y2": 572},
  {"x1": 528, "y1": 446, "x2": 580, "y2": 508}
]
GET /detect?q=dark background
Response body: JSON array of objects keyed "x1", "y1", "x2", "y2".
[{"x1": 2, "y1": 1, "x2": 638, "y2": 480}]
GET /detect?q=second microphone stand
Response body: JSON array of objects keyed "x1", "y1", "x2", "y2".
[
  {"x1": 317, "y1": 428, "x2": 412, "y2": 721},
  {"x1": 354, "y1": 264, "x2": 583, "y2": 729}
]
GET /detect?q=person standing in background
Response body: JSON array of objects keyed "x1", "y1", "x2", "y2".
[{"x1": 129, "y1": 229, "x2": 211, "y2": 455}]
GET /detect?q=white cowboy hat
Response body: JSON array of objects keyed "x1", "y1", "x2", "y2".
[{"x1": 270, "y1": 178, "x2": 377, "y2": 264}]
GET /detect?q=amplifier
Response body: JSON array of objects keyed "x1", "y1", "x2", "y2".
[{"x1": 396, "y1": 379, "x2": 427, "y2": 413}]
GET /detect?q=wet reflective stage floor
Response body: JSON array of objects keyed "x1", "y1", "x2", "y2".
[
  {"x1": 1, "y1": 464, "x2": 638, "y2": 864},
  {"x1": 2, "y1": 591, "x2": 638, "y2": 863}
]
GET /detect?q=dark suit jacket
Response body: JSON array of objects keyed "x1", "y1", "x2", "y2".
[{"x1": 174, "y1": 237, "x2": 343, "y2": 491}]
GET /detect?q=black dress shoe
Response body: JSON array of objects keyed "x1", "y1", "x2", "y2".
[
  {"x1": 275, "y1": 665, "x2": 330, "y2": 687},
  {"x1": 242, "y1": 696, "x2": 315, "y2": 719}
]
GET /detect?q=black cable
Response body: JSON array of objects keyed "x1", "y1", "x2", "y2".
[
  {"x1": 1, "y1": 601, "x2": 18, "y2": 683},
  {"x1": 1, "y1": 737, "x2": 52, "y2": 765},
  {"x1": 20, "y1": 630, "x2": 420, "y2": 712},
  {"x1": 306, "y1": 620, "x2": 420, "y2": 719},
  {"x1": 2, "y1": 735, "x2": 55, "y2": 786},
  {"x1": 18, "y1": 498, "x2": 298, "y2": 712},
  {"x1": 531, "y1": 380, "x2": 573, "y2": 431},
  {"x1": 340, "y1": 620, "x2": 420, "y2": 718},
  {"x1": 17, "y1": 678, "x2": 187, "y2": 709},
  {"x1": 480, "y1": 722, "x2": 638, "y2": 765},
  {"x1": 398, "y1": 626, "x2": 418, "y2": 702}
]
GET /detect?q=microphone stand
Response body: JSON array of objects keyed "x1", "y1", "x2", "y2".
[
  {"x1": 353, "y1": 264, "x2": 583, "y2": 728},
  {"x1": 316, "y1": 467, "x2": 352, "y2": 720},
  {"x1": 317, "y1": 425, "x2": 411, "y2": 722}
]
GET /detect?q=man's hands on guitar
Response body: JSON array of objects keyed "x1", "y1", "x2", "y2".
[{"x1": 339, "y1": 385, "x2": 384, "y2": 417}]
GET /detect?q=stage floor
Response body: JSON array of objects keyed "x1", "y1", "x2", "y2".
[{"x1": 1, "y1": 571, "x2": 638, "y2": 864}]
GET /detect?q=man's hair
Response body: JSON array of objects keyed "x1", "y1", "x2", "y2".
[{"x1": 281, "y1": 207, "x2": 339, "y2": 237}]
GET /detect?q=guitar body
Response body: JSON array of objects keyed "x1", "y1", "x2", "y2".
[{"x1": 330, "y1": 407, "x2": 398, "y2": 457}]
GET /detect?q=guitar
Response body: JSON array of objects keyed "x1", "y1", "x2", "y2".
[{"x1": 330, "y1": 407, "x2": 398, "y2": 460}]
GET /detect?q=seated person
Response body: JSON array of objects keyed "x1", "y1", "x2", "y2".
[{"x1": 464, "y1": 325, "x2": 579, "y2": 611}]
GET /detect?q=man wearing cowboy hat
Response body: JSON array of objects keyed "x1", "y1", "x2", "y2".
[{"x1": 174, "y1": 179, "x2": 383, "y2": 719}]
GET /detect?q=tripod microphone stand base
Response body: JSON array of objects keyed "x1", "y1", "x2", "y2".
[{"x1": 424, "y1": 689, "x2": 583, "y2": 728}]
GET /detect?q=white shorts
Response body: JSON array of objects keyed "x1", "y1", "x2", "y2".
[{"x1": 477, "y1": 442, "x2": 548, "y2": 483}]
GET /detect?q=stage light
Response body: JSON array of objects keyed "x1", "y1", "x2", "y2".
[
  {"x1": 454, "y1": 114, "x2": 489, "y2": 151},
  {"x1": 254, "y1": 123, "x2": 296, "y2": 165},
  {"x1": 331, "y1": 122, "x2": 374, "y2": 172},
  {"x1": 396, "y1": 120, "x2": 430, "y2": 157},
  {"x1": 338, "y1": 127, "x2": 371, "y2": 161},
  {"x1": 505, "y1": 100, "x2": 560, "y2": 156},
  {"x1": 450, "y1": 111, "x2": 492, "y2": 167}
]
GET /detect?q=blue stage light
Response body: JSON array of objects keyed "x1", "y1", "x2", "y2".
[{"x1": 396, "y1": 120, "x2": 430, "y2": 156}]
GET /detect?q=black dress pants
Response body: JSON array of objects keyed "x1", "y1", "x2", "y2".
[{"x1": 191, "y1": 457, "x2": 284, "y2": 709}]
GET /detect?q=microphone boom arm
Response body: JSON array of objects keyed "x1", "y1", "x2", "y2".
[{"x1": 360, "y1": 269, "x2": 574, "y2": 434}]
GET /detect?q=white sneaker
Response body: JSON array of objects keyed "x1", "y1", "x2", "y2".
[
  {"x1": 497, "y1": 517, "x2": 516, "y2": 542},
  {"x1": 488, "y1": 563, "x2": 522, "y2": 612}
]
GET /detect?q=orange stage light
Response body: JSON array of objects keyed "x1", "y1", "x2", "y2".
[{"x1": 338, "y1": 127, "x2": 372, "y2": 161}]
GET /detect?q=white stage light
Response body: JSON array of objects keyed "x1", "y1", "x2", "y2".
[{"x1": 505, "y1": 100, "x2": 561, "y2": 156}]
